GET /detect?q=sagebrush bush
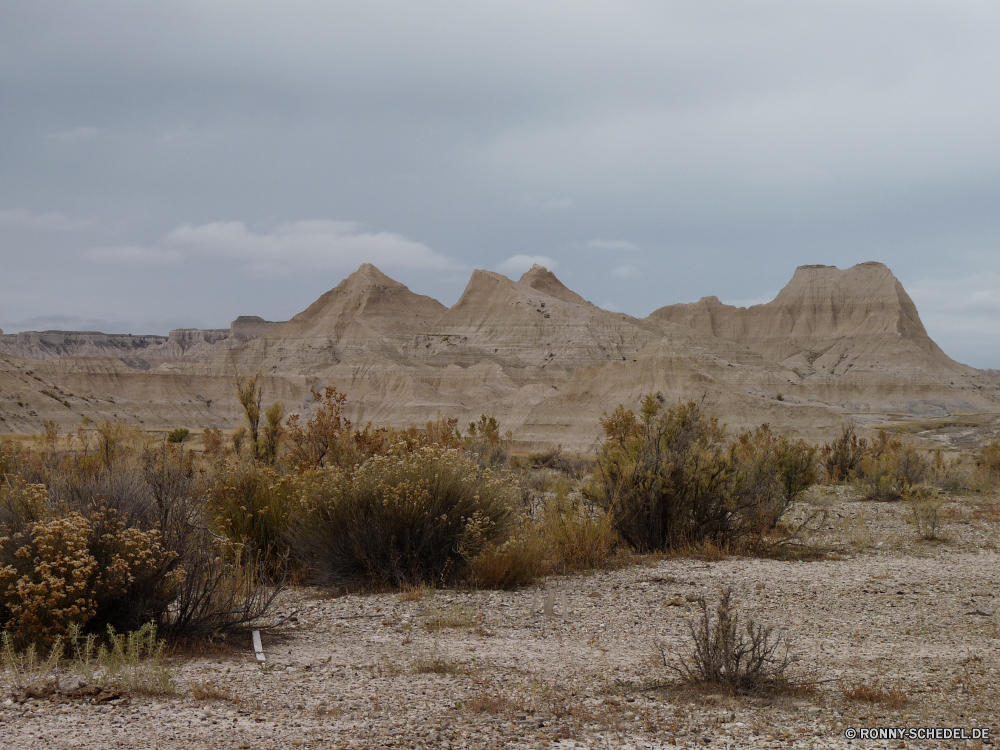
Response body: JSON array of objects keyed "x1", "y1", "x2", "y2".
[
  {"x1": 585, "y1": 397, "x2": 815, "y2": 552},
  {"x1": 853, "y1": 431, "x2": 929, "y2": 501},
  {"x1": 289, "y1": 445, "x2": 519, "y2": 588},
  {"x1": 0, "y1": 439, "x2": 279, "y2": 647},
  {"x1": 730, "y1": 424, "x2": 816, "y2": 534},
  {"x1": 662, "y1": 587, "x2": 794, "y2": 693},
  {"x1": 207, "y1": 461, "x2": 297, "y2": 575}
]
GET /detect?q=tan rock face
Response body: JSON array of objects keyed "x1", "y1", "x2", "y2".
[
  {"x1": 2, "y1": 261, "x2": 998, "y2": 447},
  {"x1": 648, "y1": 261, "x2": 975, "y2": 387}
]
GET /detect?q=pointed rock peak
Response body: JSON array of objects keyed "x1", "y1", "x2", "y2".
[
  {"x1": 341, "y1": 263, "x2": 399, "y2": 289},
  {"x1": 519, "y1": 265, "x2": 591, "y2": 306},
  {"x1": 454, "y1": 269, "x2": 519, "y2": 301}
]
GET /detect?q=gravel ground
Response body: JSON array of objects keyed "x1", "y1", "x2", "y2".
[{"x1": 2, "y1": 488, "x2": 999, "y2": 749}]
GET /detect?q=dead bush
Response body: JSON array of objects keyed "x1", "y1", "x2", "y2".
[
  {"x1": 661, "y1": 587, "x2": 794, "y2": 693},
  {"x1": 904, "y1": 484, "x2": 945, "y2": 540}
]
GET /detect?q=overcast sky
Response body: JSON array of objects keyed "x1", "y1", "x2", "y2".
[{"x1": 2, "y1": 1, "x2": 999, "y2": 367}]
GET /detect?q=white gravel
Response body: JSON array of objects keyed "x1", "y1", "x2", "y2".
[{"x1": 2, "y1": 489, "x2": 998, "y2": 749}]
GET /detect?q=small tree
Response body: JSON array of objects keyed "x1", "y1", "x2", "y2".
[
  {"x1": 233, "y1": 371, "x2": 283, "y2": 466},
  {"x1": 284, "y1": 386, "x2": 353, "y2": 469}
]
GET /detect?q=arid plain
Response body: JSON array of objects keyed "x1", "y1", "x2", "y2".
[{"x1": 1, "y1": 261, "x2": 999, "y2": 749}]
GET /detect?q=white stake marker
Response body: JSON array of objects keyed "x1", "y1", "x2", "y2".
[{"x1": 252, "y1": 630, "x2": 266, "y2": 662}]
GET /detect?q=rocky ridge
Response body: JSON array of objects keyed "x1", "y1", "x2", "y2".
[{"x1": 1, "y1": 262, "x2": 997, "y2": 446}]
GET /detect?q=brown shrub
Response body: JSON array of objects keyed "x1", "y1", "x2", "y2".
[
  {"x1": 585, "y1": 397, "x2": 816, "y2": 553},
  {"x1": 842, "y1": 680, "x2": 908, "y2": 708}
]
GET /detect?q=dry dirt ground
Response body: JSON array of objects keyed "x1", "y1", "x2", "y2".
[{"x1": 2, "y1": 488, "x2": 999, "y2": 750}]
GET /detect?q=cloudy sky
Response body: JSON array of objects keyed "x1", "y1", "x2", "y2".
[{"x1": 2, "y1": 1, "x2": 999, "y2": 367}]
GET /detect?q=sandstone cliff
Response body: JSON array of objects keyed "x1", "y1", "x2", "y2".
[{"x1": 2, "y1": 261, "x2": 997, "y2": 447}]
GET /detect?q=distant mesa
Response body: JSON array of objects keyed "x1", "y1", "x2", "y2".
[{"x1": 0, "y1": 315, "x2": 285, "y2": 364}]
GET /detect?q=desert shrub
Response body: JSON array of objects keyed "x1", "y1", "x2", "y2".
[
  {"x1": 585, "y1": 397, "x2": 734, "y2": 551},
  {"x1": 468, "y1": 528, "x2": 547, "y2": 589},
  {"x1": 904, "y1": 484, "x2": 945, "y2": 540},
  {"x1": 661, "y1": 587, "x2": 794, "y2": 693},
  {"x1": 0, "y1": 443, "x2": 279, "y2": 646},
  {"x1": 464, "y1": 414, "x2": 510, "y2": 469},
  {"x1": 972, "y1": 440, "x2": 1000, "y2": 490},
  {"x1": 166, "y1": 428, "x2": 190, "y2": 444},
  {"x1": 538, "y1": 493, "x2": 619, "y2": 573},
  {"x1": 730, "y1": 425, "x2": 817, "y2": 533},
  {"x1": 527, "y1": 447, "x2": 591, "y2": 480},
  {"x1": 206, "y1": 461, "x2": 297, "y2": 575},
  {"x1": 285, "y1": 386, "x2": 357, "y2": 469},
  {"x1": 820, "y1": 423, "x2": 868, "y2": 482},
  {"x1": 233, "y1": 371, "x2": 283, "y2": 466},
  {"x1": 289, "y1": 445, "x2": 519, "y2": 588},
  {"x1": 201, "y1": 428, "x2": 226, "y2": 459},
  {"x1": 854, "y1": 431, "x2": 929, "y2": 501},
  {"x1": 0, "y1": 440, "x2": 24, "y2": 481},
  {"x1": 585, "y1": 397, "x2": 813, "y2": 552}
]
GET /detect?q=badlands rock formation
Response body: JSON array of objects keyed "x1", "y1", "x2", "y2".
[
  {"x1": 1, "y1": 262, "x2": 997, "y2": 448},
  {"x1": 0, "y1": 316, "x2": 283, "y2": 367}
]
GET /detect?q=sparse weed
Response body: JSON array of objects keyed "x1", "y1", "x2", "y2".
[
  {"x1": 842, "y1": 680, "x2": 909, "y2": 708},
  {"x1": 421, "y1": 604, "x2": 479, "y2": 632},
  {"x1": 0, "y1": 621, "x2": 174, "y2": 697},
  {"x1": 660, "y1": 587, "x2": 795, "y2": 694},
  {"x1": 412, "y1": 654, "x2": 465, "y2": 675},
  {"x1": 904, "y1": 484, "x2": 946, "y2": 540}
]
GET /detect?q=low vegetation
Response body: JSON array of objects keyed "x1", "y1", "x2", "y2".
[
  {"x1": 585, "y1": 397, "x2": 816, "y2": 553},
  {"x1": 660, "y1": 587, "x2": 795, "y2": 693},
  {"x1": 3, "y1": 373, "x2": 997, "y2": 694}
]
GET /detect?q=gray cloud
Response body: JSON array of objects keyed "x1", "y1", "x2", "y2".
[
  {"x1": 1, "y1": 1, "x2": 999, "y2": 365},
  {"x1": 164, "y1": 221, "x2": 458, "y2": 276}
]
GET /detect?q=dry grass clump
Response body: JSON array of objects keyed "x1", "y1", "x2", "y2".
[
  {"x1": 412, "y1": 653, "x2": 466, "y2": 675},
  {"x1": 842, "y1": 680, "x2": 909, "y2": 708},
  {"x1": 538, "y1": 492, "x2": 620, "y2": 573},
  {"x1": 420, "y1": 604, "x2": 480, "y2": 632},
  {"x1": 0, "y1": 430, "x2": 279, "y2": 649},
  {"x1": 0, "y1": 621, "x2": 174, "y2": 698},
  {"x1": 661, "y1": 587, "x2": 795, "y2": 694},
  {"x1": 189, "y1": 679, "x2": 237, "y2": 702},
  {"x1": 467, "y1": 530, "x2": 547, "y2": 590},
  {"x1": 466, "y1": 687, "x2": 520, "y2": 715},
  {"x1": 904, "y1": 484, "x2": 946, "y2": 540}
]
